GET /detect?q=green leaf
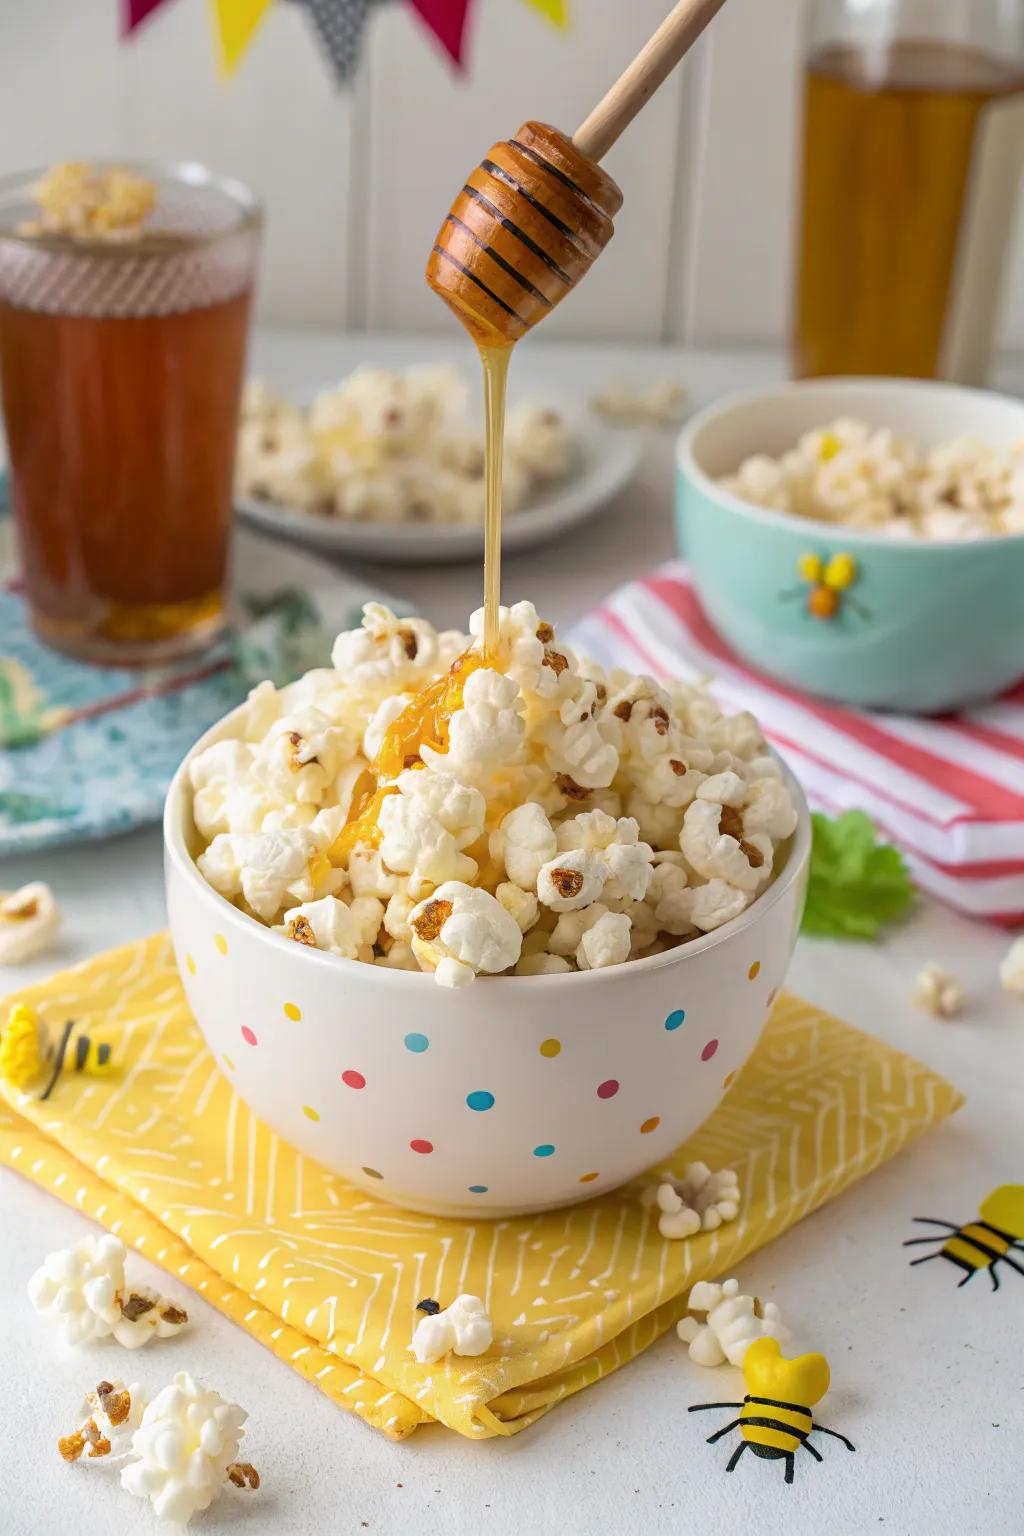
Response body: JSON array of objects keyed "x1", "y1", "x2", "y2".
[{"x1": 801, "y1": 810, "x2": 915, "y2": 939}]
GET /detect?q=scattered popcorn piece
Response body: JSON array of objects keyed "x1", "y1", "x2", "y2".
[
  {"x1": 590, "y1": 378, "x2": 687, "y2": 428},
  {"x1": 914, "y1": 963, "x2": 965, "y2": 1018},
  {"x1": 999, "y1": 936, "x2": 1024, "y2": 995},
  {"x1": 410, "y1": 1294, "x2": 493, "y2": 1364},
  {"x1": 409, "y1": 881, "x2": 522, "y2": 986},
  {"x1": 0, "y1": 882, "x2": 60, "y2": 964},
  {"x1": 28, "y1": 1234, "x2": 188, "y2": 1348},
  {"x1": 496, "y1": 881, "x2": 540, "y2": 933},
  {"x1": 655, "y1": 1162, "x2": 741, "y2": 1240},
  {"x1": 58, "y1": 1379, "x2": 148, "y2": 1463},
  {"x1": 676, "y1": 1278, "x2": 788, "y2": 1367},
  {"x1": 120, "y1": 1372, "x2": 256, "y2": 1526}
]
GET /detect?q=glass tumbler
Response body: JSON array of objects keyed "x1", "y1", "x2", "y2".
[
  {"x1": 0, "y1": 162, "x2": 261, "y2": 665},
  {"x1": 794, "y1": 0, "x2": 1024, "y2": 382}
]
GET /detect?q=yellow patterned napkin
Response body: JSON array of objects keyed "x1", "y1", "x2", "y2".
[{"x1": 0, "y1": 934, "x2": 961, "y2": 1442}]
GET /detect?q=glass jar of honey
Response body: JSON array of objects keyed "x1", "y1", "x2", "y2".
[
  {"x1": 794, "y1": 0, "x2": 1024, "y2": 382},
  {"x1": 0, "y1": 162, "x2": 261, "y2": 665}
]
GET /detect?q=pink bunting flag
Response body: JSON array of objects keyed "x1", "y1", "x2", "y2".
[
  {"x1": 409, "y1": 0, "x2": 474, "y2": 69},
  {"x1": 121, "y1": 0, "x2": 178, "y2": 35}
]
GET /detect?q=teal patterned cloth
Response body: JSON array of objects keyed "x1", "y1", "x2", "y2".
[{"x1": 0, "y1": 494, "x2": 390, "y2": 855}]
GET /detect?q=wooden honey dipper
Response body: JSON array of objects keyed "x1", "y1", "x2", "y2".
[{"x1": 426, "y1": 0, "x2": 729, "y2": 346}]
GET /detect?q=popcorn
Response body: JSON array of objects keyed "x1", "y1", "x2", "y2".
[
  {"x1": 492, "y1": 802, "x2": 558, "y2": 889},
  {"x1": 1000, "y1": 936, "x2": 1024, "y2": 995},
  {"x1": 20, "y1": 162, "x2": 155, "y2": 243},
  {"x1": 576, "y1": 911, "x2": 631, "y2": 970},
  {"x1": 423, "y1": 667, "x2": 525, "y2": 782},
  {"x1": 277, "y1": 894, "x2": 382, "y2": 958},
  {"x1": 653, "y1": 1163, "x2": 741, "y2": 1239},
  {"x1": 120, "y1": 1372, "x2": 255, "y2": 1526},
  {"x1": 555, "y1": 809, "x2": 654, "y2": 902},
  {"x1": 682, "y1": 794, "x2": 772, "y2": 894},
  {"x1": 914, "y1": 963, "x2": 965, "y2": 1018},
  {"x1": 410, "y1": 882, "x2": 522, "y2": 985},
  {"x1": 191, "y1": 601, "x2": 797, "y2": 983},
  {"x1": 58, "y1": 1379, "x2": 147, "y2": 1462},
  {"x1": 410, "y1": 1295, "x2": 493, "y2": 1364},
  {"x1": 506, "y1": 401, "x2": 572, "y2": 478},
  {"x1": 28, "y1": 1234, "x2": 188, "y2": 1347},
  {"x1": 237, "y1": 366, "x2": 574, "y2": 527},
  {"x1": 537, "y1": 848, "x2": 607, "y2": 912},
  {"x1": 378, "y1": 769, "x2": 486, "y2": 894},
  {"x1": 198, "y1": 827, "x2": 327, "y2": 921},
  {"x1": 720, "y1": 417, "x2": 1024, "y2": 538},
  {"x1": 0, "y1": 881, "x2": 60, "y2": 964},
  {"x1": 676, "y1": 1278, "x2": 788, "y2": 1368}
]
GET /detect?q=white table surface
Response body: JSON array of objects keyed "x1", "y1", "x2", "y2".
[{"x1": 2, "y1": 335, "x2": 1022, "y2": 1536}]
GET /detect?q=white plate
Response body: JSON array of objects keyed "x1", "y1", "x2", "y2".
[{"x1": 236, "y1": 408, "x2": 641, "y2": 564}]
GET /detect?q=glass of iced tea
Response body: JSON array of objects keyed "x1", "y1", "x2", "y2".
[
  {"x1": 794, "y1": 0, "x2": 1024, "y2": 382},
  {"x1": 0, "y1": 161, "x2": 261, "y2": 664}
]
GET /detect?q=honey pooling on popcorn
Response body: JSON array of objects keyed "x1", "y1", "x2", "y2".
[{"x1": 192, "y1": 602, "x2": 799, "y2": 987}]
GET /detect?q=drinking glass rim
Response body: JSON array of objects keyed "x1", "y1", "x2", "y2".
[{"x1": 0, "y1": 159, "x2": 263, "y2": 254}]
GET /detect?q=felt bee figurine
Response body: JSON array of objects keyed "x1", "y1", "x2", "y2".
[
  {"x1": 904, "y1": 1185, "x2": 1024, "y2": 1291},
  {"x1": 780, "y1": 552, "x2": 866, "y2": 622},
  {"x1": 0, "y1": 1004, "x2": 113, "y2": 1100},
  {"x1": 688, "y1": 1336, "x2": 855, "y2": 1485}
]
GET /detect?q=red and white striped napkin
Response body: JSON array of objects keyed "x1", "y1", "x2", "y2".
[{"x1": 571, "y1": 560, "x2": 1024, "y2": 926}]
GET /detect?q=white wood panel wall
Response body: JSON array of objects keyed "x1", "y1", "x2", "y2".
[{"x1": 2, "y1": 0, "x2": 1024, "y2": 350}]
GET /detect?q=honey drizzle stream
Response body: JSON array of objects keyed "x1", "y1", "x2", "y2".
[
  {"x1": 480, "y1": 342, "x2": 513, "y2": 657},
  {"x1": 331, "y1": 339, "x2": 513, "y2": 866}
]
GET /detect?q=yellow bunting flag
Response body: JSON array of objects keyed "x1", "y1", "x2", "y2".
[
  {"x1": 210, "y1": 0, "x2": 277, "y2": 77},
  {"x1": 522, "y1": 0, "x2": 569, "y2": 28}
]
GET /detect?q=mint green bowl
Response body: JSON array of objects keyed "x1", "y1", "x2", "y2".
[{"x1": 676, "y1": 378, "x2": 1024, "y2": 714}]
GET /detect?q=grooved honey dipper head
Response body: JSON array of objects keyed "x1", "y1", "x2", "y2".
[{"x1": 426, "y1": 121, "x2": 623, "y2": 348}]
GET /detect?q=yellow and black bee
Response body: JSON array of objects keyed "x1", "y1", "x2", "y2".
[
  {"x1": 0, "y1": 1004, "x2": 114, "y2": 1100},
  {"x1": 904, "y1": 1184, "x2": 1024, "y2": 1291},
  {"x1": 780, "y1": 551, "x2": 868, "y2": 622},
  {"x1": 689, "y1": 1337, "x2": 855, "y2": 1485}
]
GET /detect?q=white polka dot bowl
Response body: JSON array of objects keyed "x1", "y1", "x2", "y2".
[{"x1": 164, "y1": 713, "x2": 811, "y2": 1219}]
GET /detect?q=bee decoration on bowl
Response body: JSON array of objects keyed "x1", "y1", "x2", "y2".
[
  {"x1": 904, "y1": 1184, "x2": 1024, "y2": 1291},
  {"x1": 0, "y1": 1002, "x2": 114, "y2": 1100},
  {"x1": 780, "y1": 551, "x2": 867, "y2": 622},
  {"x1": 688, "y1": 1337, "x2": 855, "y2": 1485}
]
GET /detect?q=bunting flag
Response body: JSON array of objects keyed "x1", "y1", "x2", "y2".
[
  {"x1": 119, "y1": 0, "x2": 569, "y2": 82},
  {"x1": 522, "y1": 0, "x2": 569, "y2": 28},
  {"x1": 288, "y1": 0, "x2": 381, "y2": 85},
  {"x1": 121, "y1": 0, "x2": 178, "y2": 35},
  {"x1": 210, "y1": 0, "x2": 277, "y2": 76},
  {"x1": 408, "y1": 0, "x2": 473, "y2": 68}
]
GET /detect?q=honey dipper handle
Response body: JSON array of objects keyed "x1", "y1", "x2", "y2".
[{"x1": 573, "y1": 0, "x2": 729, "y2": 162}]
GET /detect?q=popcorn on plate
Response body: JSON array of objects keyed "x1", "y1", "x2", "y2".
[
  {"x1": 720, "y1": 417, "x2": 1024, "y2": 539},
  {"x1": 189, "y1": 600, "x2": 798, "y2": 985},
  {"x1": 28, "y1": 1233, "x2": 188, "y2": 1347},
  {"x1": 236, "y1": 366, "x2": 574, "y2": 526}
]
